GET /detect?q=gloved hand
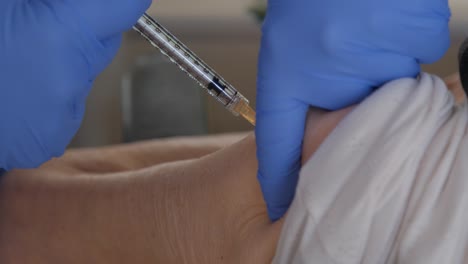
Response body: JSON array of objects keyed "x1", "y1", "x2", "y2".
[
  {"x1": 0, "y1": 0, "x2": 151, "y2": 170},
  {"x1": 256, "y1": 0, "x2": 451, "y2": 221}
]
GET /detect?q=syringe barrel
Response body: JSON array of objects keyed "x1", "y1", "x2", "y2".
[{"x1": 133, "y1": 13, "x2": 248, "y2": 115}]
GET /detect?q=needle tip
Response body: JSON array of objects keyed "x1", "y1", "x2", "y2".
[{"x1": 238, "y1": 103, "x2": 256, "y2": 126}]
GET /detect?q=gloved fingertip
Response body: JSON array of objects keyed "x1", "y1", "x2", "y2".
[
  {"x1": 255, "y1": 97, "x2": 308, "y2": 222},
  {"x1": 258, "y1": 165, "x2": 301, "y2": 221},
  {"x1": 266, "y1": 202, "x2": 289, "y2": 222}
]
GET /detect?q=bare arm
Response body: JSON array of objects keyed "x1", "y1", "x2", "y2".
[
  {"x1": 0, "y1": 134, "x2": 280, "y2": 264},
  {"x1": 1, "y1": 73, "x2": 462, "y2": 264}
]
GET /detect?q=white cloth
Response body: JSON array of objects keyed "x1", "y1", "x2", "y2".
[{"x1": 274, "y1": 73, "x2": 468, "y2": 263}]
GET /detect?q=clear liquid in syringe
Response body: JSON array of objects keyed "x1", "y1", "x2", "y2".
[{"x1": 134, "y1": 14, "x2": 238, "y2": 108}]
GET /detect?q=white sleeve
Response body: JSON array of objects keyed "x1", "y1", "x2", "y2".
[{"x1": 274, "y1": 73, "x2": 468, "y2": 264}]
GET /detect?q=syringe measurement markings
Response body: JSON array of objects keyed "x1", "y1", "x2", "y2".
[
  {"x1": 139, "y1": 22, "x2": 213, "y2": 86},
  {"x1": 137, "y1": 18, "x2": 237, "y2": 105},
  {"x1": 152, "y1": 25, "x2": 236, "y2": 102},
  {"x1": 140, "y1": 23, "x2": 232, "y2": 104},
  {"x1": 141, "y1": 16, "x2": 237, "y2": 101},
  {"x1": 144, "y1": 16, "x2": 228, "y2": 87}
]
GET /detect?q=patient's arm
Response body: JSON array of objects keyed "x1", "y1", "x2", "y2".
[
  {"x1": 0, "y1": 74, "x2": 463, "y2": 263},
  {"x1": 0, "y1": 134, "x2": 281, "y2": 264}
]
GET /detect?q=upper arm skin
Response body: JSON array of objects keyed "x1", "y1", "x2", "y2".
[
  {"x1": 0, "y1": 133, "x2": 281, "y2": 264},
  {"x1": 2, "y1": 73, "x2": 462, "y2": 264},
  {"x1": 134, "y1": 133, "x2": 282, "y2": 263}
]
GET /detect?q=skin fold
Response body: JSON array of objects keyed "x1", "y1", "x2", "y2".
[{"x1": 0, "y1": 74, "x2": 464, "y2": 263}]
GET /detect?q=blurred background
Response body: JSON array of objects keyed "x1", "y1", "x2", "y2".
[{"x1": 70, "y1": 0, "x2": 468, "y2": 148}]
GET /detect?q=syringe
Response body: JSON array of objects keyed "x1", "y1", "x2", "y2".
[{"x1": 133, "y1": 13, "x2": 256, "y2": 126}]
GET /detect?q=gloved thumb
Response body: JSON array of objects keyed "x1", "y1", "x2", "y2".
[{"x1": 255, "y1": 93, "x2": 309, "y2": 221}]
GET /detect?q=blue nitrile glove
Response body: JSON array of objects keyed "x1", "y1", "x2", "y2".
[
  {"x1": 256, "y1": 0, "x2": 451, "y2": 221},
  {"x1": 0, "y1": 0, "x2": 151, "y2": 170}
]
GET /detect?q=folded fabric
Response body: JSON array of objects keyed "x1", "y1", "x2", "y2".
[{"x1": 274, "y1": 73, "x2": 468, "y2": 263}]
